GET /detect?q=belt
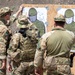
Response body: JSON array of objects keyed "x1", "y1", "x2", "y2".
[{"x1": 21, "y1": 58, "x2": 34, "y2": 62}]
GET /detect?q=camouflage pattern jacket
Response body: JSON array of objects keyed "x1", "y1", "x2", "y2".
[
  {"x1": 8, "y1": 33, "x2": 38, "y2": 62},
  {"x1": 0, "y1": 15, "x2": 17, "y2": 60},
  {"x1": 34, "y1": 28, "x2": 75, "y2": 68},
  {"x1": 0, "y1": 21, "x2": 9, "y2": 60}
]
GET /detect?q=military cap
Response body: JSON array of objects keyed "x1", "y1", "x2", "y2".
[
  {"x1": 0, "y1": 7, "x2": 13, "y2": 17},
  {"x1": 16, "y1": 15, "x2": 32, "y2": 28},
  {"x1": 54, "y1": 14, "x2": 65, "y2": 22}
]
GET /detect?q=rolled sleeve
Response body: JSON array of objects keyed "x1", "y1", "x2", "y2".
[
  {"x1": 34, "y1": 38, "x2": 46, "y2": 68},
  {"x1": 8, "y1": 33, "x2": 21, "y2": 54},
  {"x1": 0, "y1": 56, "x2": 6, "y2": 59},
  {"x1": 10, "y1": 14, "x2": 18, "y2": 23}
]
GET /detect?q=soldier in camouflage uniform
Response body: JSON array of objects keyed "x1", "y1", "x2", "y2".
[
  {"x1": 0, "y1": 6, "x2": 14, "y2": 75},
  {"x1": 34, "y1": 14, "x2": 75, "y2": 75},
  {"x1": 7, "y1": 15, "x2": 39, "y2": 75},
  {"x1": 0, "y1": 5, "x2": 24, "y2": 27},
  {"x1": 0, "y1": 5, "x2": 25, "y2": 75}
]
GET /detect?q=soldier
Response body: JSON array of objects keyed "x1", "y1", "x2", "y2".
[
  {"x1": 0, "y1": 4, "x2": 24, "y2": 27},
  {"x1": 0, "y1": 4, "x2": 24, "y2": 75},
  {"x1": 7, "y1": 15, "x2": 39, "y2": 75},
  {"x1": 34, "y1": 14, "x2": 75, "y2": 75},
  {"x1": 0, "y1": 6, "x2": 14, "y2": 75}
]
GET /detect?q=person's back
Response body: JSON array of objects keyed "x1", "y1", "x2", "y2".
[
  {"x1": 34, "y1": 14, "x2": 75, "y2": 75},
  {"x1": 46, "y1": 28, "x2": 74, "y2": 57}
]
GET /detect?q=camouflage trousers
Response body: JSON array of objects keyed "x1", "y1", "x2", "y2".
[
  {"x1": 0, "y1": 60, "x2": 6, "y2": 75},
  {"x1": 43, "y1": 64, "x2": 71, "y2": 75},
  {"x1": 13, "y1": 61, "x2": 35, "y2": 75},
  {"x1": 0, "y1": 69, "x2": 6, "y2": 75},
  {"x1": 43, "y1": 57, "x2": 72, "y2": 75}
]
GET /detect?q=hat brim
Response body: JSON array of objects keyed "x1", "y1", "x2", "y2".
[
  {"x1": 16, "y1": 20, "x2": 28, "y2": 28},
  {"x1": 54, "y1": 18, "x2": 65, "y2": 22}
]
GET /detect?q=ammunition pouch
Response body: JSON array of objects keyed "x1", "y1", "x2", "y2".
[
  {"x1": 43, "y1": 56, "x2": 56, "y2": 69},
  {"x1": 20, "y1": 50, "x2": 34, "y2": 61},
  {"x1": 43, "y1": 56, "x2": 70, "y2": 70}
]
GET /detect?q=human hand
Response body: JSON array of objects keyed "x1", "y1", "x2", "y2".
[
  {"x1": 35, "y1": 69, "x2": 40, "y2": 75},
  {"x1": 7, "y1": 64, "x2": 12, "y2": 72},
  {"x1": 16, "y1": 4, "x2": 25, "y2": 17},
  {"x1": 35, "y1": 67, "x2": 43, "y2": 75},
  {"x1": 0, "y1": 59, "x2": 6, "y2": 70},
  {"x1": 19, "y1": 4, "x2": 25, "y2": 12}
]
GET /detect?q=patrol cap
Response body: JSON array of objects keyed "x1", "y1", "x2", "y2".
[
  {"x1": 54, "y1": 14, "x2": 65, "y2": 22},
  {"x1": 0, "y1": 7, "x2": 13, "y2": 17},
  {"x1": 16, "y1": 15, "x2": 32, "y2": 28}
]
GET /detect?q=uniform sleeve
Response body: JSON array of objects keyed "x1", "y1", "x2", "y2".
[
  {"x1": 34, "y1": 37, "x2": 46, "y2": 68},
  {"x1": 7, "y1": 33, "x2": 21, "y2": 54},
  {"x1": 10, "y1": 14, "x2": 18, "y2": 23},
  {"x1": 0, "y1": 26, "x2": 8, "y2": 59},
  {"x1": 34, "y1": 31, "x2": 53, "y2": 68},
  {"x1": 0, "y1": 38, "x2": 6, "y2": 59}
]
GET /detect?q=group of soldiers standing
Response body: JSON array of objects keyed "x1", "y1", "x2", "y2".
[
  {"x1": 0, "y1": 4, "x2": 75, "y2": 75},
  {"x1": 0, "y1": 4, "x2": 39, "y2": 75}
]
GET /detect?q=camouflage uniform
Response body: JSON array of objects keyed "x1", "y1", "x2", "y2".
[
  {"x1": 34, "y1": 14, "x2": 75, "y2": 75},
  {"x1": 8, "y1": 15, "x2": 39, "y2": 75},
  {"x1": 0, "y1": 7, "x2": 13, "y2": 75},
  {"x1": 0, "y1": 7, "x2": 21, "y2": 75},
  {"x1": 0, "y1": 7, "x2": 18, "y2": 25}
]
